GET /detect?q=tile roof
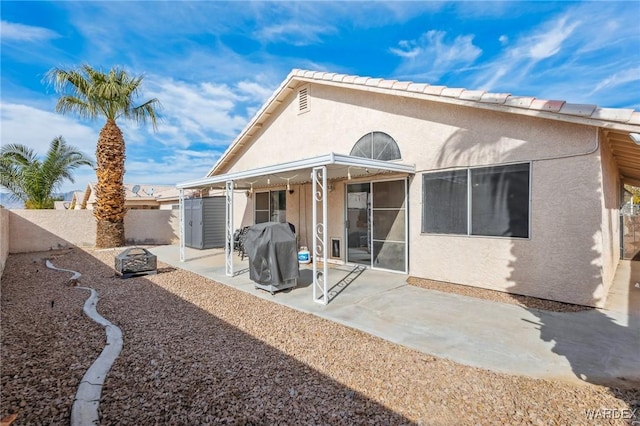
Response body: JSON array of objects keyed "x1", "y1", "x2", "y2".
[
  {"x1": 209, "y1": 68, "x2": 640, "y2": 177},
  {"x1": 290, "y1": 69, "x2": 640, "y2": 126}
]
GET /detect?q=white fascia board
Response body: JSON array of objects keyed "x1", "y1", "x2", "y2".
[
  {"x1": 178, "y1": 154, "x2": 334, "y2": 189},
  {"x1": 177, "y1": 153, "x2": 415, "y2": 189}
]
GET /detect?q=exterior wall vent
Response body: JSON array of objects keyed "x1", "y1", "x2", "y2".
[{"x1": 298, "y1": 86, "x2": 309, "y2": 114}]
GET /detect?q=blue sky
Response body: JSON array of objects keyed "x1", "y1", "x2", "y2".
[{"x1": 1, "y1": 1, "x2": 639, "y2": 194}]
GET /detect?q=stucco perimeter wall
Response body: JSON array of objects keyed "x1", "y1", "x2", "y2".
[
  {"x1": 8, "y1": 210, "x2": 180, "y2": 253},
  {"x1": 0, "y1": 207, "x2": 9, "y2": 277},
  {"x1": 124, "y1": 210, "x2": 180, "y2": 245},
  {"x1": 9, "y1": 210, "x2": 96, "y2": 253}
]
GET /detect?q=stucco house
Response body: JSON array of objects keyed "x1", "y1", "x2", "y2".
[
  {"x1": 80, "y1": 183, "x2": 179, "y2": 210},
  {"x1": 69, "y1": 191, "x2": 86, "y2": 210},
  {"x1": 177, "y1": 69, "x2": 640, "y2": 307}
]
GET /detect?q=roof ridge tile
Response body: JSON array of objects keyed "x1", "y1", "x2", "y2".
[
  {"x1": 591, "y1": 107, "x2": 635, "y2": 123},
  {"x1": 441, "y1": 87, "x2": 465, "y2": 98},
  {"x1": 480, "y1": 93, "x2": 511, "y2": 104},
  {"x1": 407, "y1": 83, "x2": 429, "y2": 92},
  {"x1": 424, "y1": 85, "x2": 446, "y2": 95},
  {"x1": 530, "y1": 99, "x2": 566, "y2": 112},
  {"x1": 378, "y1": 79, "x2": 398, "y2": 89},
  {"x1": 365, "y1": 78, "x2": 383, "y2": 86},
  {"x1": 504, "y1": 96, "x2": 535, "y2": 108},
  {"x1": 459, "y1": 90, "x2": 486, "y2": 101},
  {"x1": 558, "y1": 103, "x2": 597, "y2": 117},
  {"x1": 391, "y1": 81, "x2": 412, "y2": 90}
]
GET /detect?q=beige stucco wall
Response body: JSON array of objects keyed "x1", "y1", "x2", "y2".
[
  {"x1": 8, "y1": 210, "x2": 181, "y2": 253},
  {"x1": 0, "y1": 207, "x2": 9, "y2": 277},
  {"x1": 220, "y1": 82, "x2": 617, "y2": 306},
  {"x1": 124, "y1": 210, "x2": 180, "y2": 245},
  {"x1": 408, "y1": 152, "x2": 609, "y2": 307},
  {"x1": 224, "y1": 84, "x2": 595, "y2": 173},
  {"x1": 9, "y1": 210, "x2": 96, "y2": 253}
]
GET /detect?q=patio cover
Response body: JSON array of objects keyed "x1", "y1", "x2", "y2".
[{"x1": 176, "y1": 152, "x2": 415, "y2": 304}]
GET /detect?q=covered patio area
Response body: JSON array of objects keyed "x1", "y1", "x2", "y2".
[
  {"x1": 176, "y1": 153, "x2": 415, "y2": 305},
  {"x1": 149, "y1": 244, "x2": 407, "y2": 309}
]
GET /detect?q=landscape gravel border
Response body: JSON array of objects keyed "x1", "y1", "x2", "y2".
[
  {"x1": 2, "y1": 247, "x2": 638, "y2": 425},
  {"x1": 407, "y1": 277, "x2": 594, "y2": 312}
]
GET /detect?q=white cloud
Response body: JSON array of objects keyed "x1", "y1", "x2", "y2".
[
  {"x1": 468, "y1": 3, "x2": 639, "y2": 108},
  {"x1": 255, "y1": 22, "x2": 335, "y2": 46},
  {"x1": 390, "y1": 30, "x2": 482, "y2": 81},
  {"x1": 590, "y1": 67, "x2": 640, "y2": 95},
  {"x1": 237, "y1": 80, "x2": 277, "y2": 102},
  {"x1": 123, "y1": 149, "x2": 222, "y2": 187},
  {"x1": 0, "y1": 103, "x2": 98, "y2": 158},
  {"x1": 0, "y1": 103, "x2": 99, "y2": 194},
  {"x1": 519, "y1": 16, "x2": 578, "y2": 60},
  {"x1": 0, "y1": 20, "x2": 59, "y2": 42},
  {"x1": 143, "y1": 75, "x2": 276, "y2": 149}
]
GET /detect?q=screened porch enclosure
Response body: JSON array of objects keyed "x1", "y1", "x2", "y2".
[{"x1": 177, "y1": 153, "x2": 415, "y2": 305}]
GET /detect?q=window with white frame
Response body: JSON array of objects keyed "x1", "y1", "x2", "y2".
[
  {"x1": 422, "y1": 163, "x2": 530, "y2": 238},
  {"x1": 255, "y1": 190, "x2": 287, "y2": 223}
]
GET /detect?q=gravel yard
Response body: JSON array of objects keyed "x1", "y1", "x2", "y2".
[{"x1": 2, "y1": 248, "x2": 638, "y2": 425}]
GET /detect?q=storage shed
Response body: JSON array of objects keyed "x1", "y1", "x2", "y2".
[{"x1": 183, "y1": 197, "x2": 225, "y2": 249}]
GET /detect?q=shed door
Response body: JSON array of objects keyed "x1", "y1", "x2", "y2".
[
  {"x1": 203, "y1": 197, "x2": 225, "y2": 248},
  {"x1": 185, "y1": 198, "x2": 203, "y2": 249}
]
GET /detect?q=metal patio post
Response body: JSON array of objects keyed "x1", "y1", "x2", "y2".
[
  {"x1": 225, "y1": 180, "x2": 234, "y2": 276},
  {"x1": 179, "y1": 188, "x2": 185, "y2": 262},
  {"x1": 312, "y1": 166, "x2": 328, "y2": 304}
]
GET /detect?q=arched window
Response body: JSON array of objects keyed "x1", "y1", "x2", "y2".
[{"x1": 350, "y1": 131, "x2": 401, "y2": 161}]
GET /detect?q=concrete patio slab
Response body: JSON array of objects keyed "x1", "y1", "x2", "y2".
[{"x1": 149, "y1": 245, "x2": 640, "y2": 387}]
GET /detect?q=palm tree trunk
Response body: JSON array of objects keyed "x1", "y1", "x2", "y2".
[{"x1": 95, "y1": 119, "x2": 126, "y2": 247}]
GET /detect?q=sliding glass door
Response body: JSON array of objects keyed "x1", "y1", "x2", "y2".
[{"x1": 346, "y1": 179, "x2": 407, "y2": 273}]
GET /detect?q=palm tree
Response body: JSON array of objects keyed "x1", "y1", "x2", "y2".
[
  {"x1": 46, "y1": 65, "x2": 161, "y2": 247},
  {"x1": 0, "y1": 136, "x2": 94, "y2": 209}
]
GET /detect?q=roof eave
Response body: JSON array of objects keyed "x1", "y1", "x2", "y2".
[
  {"x1": 205, "y1": 68, "x2": 640, "y2": 180},
  {"x1": 178, "y1": 152, "x2": 415, "y2": 189}
]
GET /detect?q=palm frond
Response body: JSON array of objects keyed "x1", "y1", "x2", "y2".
[
  {"x1": 0, "y1": 136, "x2": 94, "y2": 209},
  {"x1": 47, "y1": 64, "x2": 161, "y2": 128}
]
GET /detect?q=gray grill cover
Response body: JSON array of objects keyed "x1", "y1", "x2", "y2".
[{"x1": 244, "y1": 222, "x2": 300, "y2": 285}]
